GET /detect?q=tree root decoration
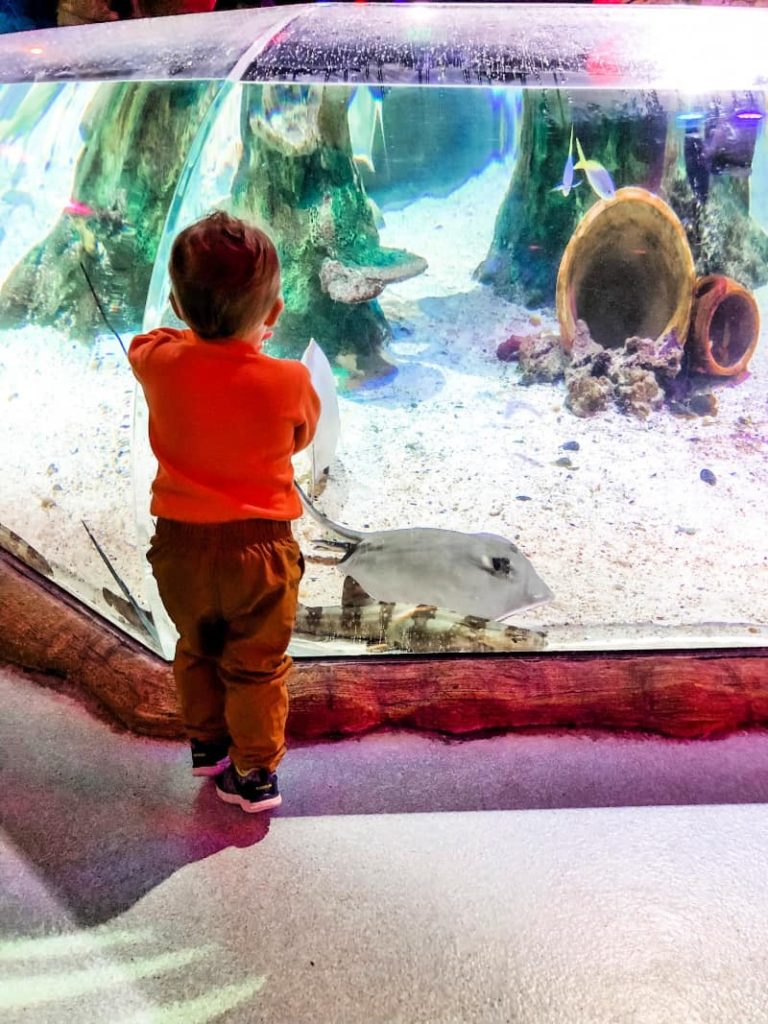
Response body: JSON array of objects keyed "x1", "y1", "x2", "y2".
[
  {"x1": 319, "y1": 252, "x2": 428, "y2": 304},
  {"x1": 294, "y1": 601, "x2": 547, "y2": 654}
]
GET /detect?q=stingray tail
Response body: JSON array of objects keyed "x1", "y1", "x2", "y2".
[{"x1": 294, "y1": 483, "x2": 363, "y2": 542}]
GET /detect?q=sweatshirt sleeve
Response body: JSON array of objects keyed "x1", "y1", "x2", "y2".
[
  {"x1": 292, "y1": 362, "x2": 322, "y2": 454},
  {"x1": 127, "y1": 330, "x2": 160, "y2": 380},
  {"x1": 128, "y1": 327, "x2": 187, "y2": 380}
]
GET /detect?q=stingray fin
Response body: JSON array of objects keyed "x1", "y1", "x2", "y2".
[
  {"x1": 301, "y1": 338, "x2": 341, "y2": 492},
  {"x1": 342, "y1": 575, "x2": 376, "y2": 608}
]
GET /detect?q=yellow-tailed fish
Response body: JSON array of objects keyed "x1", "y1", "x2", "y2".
[
  {"x1": 551, "y1": 125, "x2": 580, "y2": 197},
  {"x1": 573, "y1": 138, "x2": 616, "y2": 200}
]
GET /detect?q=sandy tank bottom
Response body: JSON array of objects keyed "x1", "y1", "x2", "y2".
[{"x1": 1, "y1": 158, "x2": 767, "y2": 653}]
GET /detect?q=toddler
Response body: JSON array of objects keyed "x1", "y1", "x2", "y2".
[{"x1": 129, "y1": 211, "x2": 320, "y2": 812}]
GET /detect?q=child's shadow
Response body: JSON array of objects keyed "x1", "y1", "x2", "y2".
[{"x1": 0, "y1": 672, "x2": 271, "y2": 929}]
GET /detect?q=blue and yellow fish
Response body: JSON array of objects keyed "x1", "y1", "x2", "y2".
[
  {"x1": 551, "y1": 126, "x2": 580, "y2": 197},
  {"x1": 573, "y1": 138, "x2": 616, "y2": 200}
]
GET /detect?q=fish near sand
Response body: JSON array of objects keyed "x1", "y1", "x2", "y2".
[
  {"x1": 297, "y1": 486, "x2": 554, "y2": 620},
  {"x1": 573, "y1": 138, "x2": 616, "y2": 200},
  {"x1": 551, "y1": 126, "x2": 581, "y2": 197},
  {"x1": 300, "y1": 337, "x2": 341, "y2": 489}
]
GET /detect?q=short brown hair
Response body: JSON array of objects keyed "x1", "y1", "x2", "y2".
[{"x1": 169, "y1": 211, "x2": 280, "y2": 339}]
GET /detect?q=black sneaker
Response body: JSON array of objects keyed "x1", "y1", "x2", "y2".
[
  {"x1": 214, "y1": 765, "x2": 282, "y2": 813},
  {"x1": 190, "y1": 737, "x2": 231, "y2": 777}
]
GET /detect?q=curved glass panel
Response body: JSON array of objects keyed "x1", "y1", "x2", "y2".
[
  {"x1": 244, "y1": 3, "x2": 768, "y2": 91},
  {"x1": 0, "y1": 81, "x2": 156, "y2": 646},
  {"x1": 0, "y1": 7, "x2": 295, "y2": 84},
  {"x1": 2, "y1": 5, "x2": 768, "y2": 92}
]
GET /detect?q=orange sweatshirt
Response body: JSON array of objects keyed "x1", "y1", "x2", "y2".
[{"x1": 129, "y1": 327, "x2": 320, "y2": 523}]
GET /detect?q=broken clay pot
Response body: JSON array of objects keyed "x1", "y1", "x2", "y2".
[{"x1": 688, "y1": 274, "x2": 759, "y2": 377}]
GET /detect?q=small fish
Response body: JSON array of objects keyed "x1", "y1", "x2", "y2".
[
  {"x1": 551, "y1": 125, "x2": 581, "y2": 197},
  {"x1": 503, "y1": 397, "x2": 542, "y2": 418},
  {"x1": 82, "y1": 520, "x2": 159, "y2": 644},
  {"x1": 301, "y1": 338, "x2": 341, "y2": 491},
  {"x1": 63, "y1": 198, "x2": 96, "y2": 217},
  {"x1": 297, "y1": 486, "x2": 553, "y2": 620},
  {"x1": 573, "y1": 138, "x2": 616, "y2": 200}
]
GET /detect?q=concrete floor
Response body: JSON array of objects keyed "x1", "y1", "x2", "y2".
[{"x1": 2, "y1": 663, "x2": 768, "y2": 1023}]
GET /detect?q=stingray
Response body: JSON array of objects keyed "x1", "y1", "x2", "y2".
[{"x1": 297, "y1": 486, "x2": 554, "y2": 620}]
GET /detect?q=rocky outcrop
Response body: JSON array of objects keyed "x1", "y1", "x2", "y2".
[{"x1": 319, "y1": 253, "x2": 428, "y2": 304}]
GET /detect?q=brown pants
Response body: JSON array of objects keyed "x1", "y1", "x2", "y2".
[{"x1": 147, "y1": 517, "x2": 303, "y2": 774}]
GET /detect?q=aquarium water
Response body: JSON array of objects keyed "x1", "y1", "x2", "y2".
[{"x1": 0, "y1": 3, "x2": 767, "y2": 659}]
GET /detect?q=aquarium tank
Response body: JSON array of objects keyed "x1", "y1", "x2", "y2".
[{"x1": 1, "y1": 2, "x2": 767, "y2": 661}]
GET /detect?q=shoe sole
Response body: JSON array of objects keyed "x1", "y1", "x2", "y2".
[
  {"x1": 215, "y1": 788, "x2": 282, "y2": 813},
  {"x1": 192, "y1": 757, "x2": 231, "y2": 777}
]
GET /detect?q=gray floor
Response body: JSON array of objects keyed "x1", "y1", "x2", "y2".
[{"x1": 2, "y1": 663, "x2": 768, "y2": 1023}]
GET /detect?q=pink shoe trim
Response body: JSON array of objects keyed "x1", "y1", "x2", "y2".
[
  {"x1": 215, "y1": 788, "x2": 282, "y2": 814},
  {"x1": 192, "y1": 756, "x2": 231, "y2": 777}
]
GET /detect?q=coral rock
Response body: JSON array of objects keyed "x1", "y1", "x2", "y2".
[
  {"x1": 623, "y1": 330, "x2": 684, "y2": 381},
  {"x1": 565, "y1": 373, "x2": 613, "y2": 417},
  {"x1": 518, "y1": 332, "x2": 568, "y2": 384},
  {"x1": 615, "y1": 366, "x2": 664, "y2": 419},
  {"x1": 514, "y1": 319, "x2": 685, "y2": 419},
  {"x1": 569, "y1": 319, "x2": 604, "y2": 365},
  {"x1": 564, "y1": 320, "x2": 684, "y2": 419}
]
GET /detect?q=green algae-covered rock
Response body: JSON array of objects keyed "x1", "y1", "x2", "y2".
[
  {"x1": 231, "y1": 84, "x2": 426, "y2": 367},
  {"x1": 0, "y1": 81, "x2": 219, "y2": 340}
]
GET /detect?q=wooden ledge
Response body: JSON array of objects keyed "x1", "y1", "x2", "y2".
[{"x1": 1, "y1": 550, "x2": 767, "y2": 740}]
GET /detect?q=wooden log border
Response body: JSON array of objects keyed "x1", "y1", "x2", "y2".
[{"x1": 2, "y1": 548, "x2": 768, "y2": 740}]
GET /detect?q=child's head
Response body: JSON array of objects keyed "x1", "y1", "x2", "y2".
[{"x1": 169, "y1": 211, "x2": 281, "y2": 340}]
